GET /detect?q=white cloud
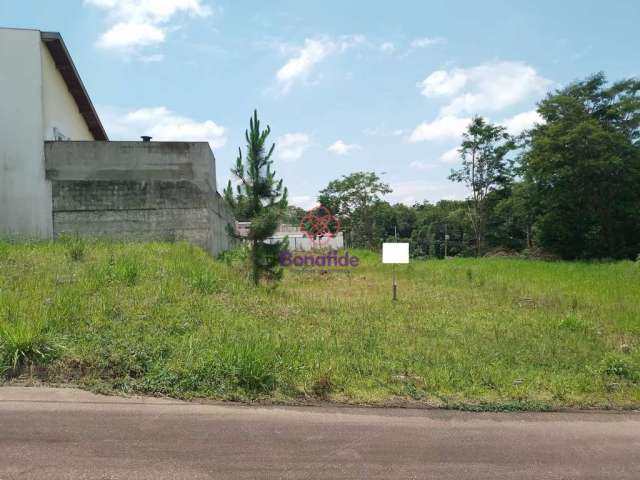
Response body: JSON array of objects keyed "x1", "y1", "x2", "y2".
[
  {"x1": 99, "y1": 106, "x2": 226, "y2": 149},
  {"x1": 419, "y1": 70, "x2": 467, "y2": 97},
  {"x1": 327, "y1": 140, "x2": 361, "y2": 155},
  {"x1": 97, "y1": 22, "x2": 165, "y2": 49},
  {"x1": 439, "y1": 147, "x2": 460, "y2": 164},
  {"x1": 379, "y1": 42, "x2": 395, "y2": 54},
  {"x1": 419, "y1": 61, "x2": 551, "y2": 116},
  {"x1": 85, "y1": 0, "x2": 212, "y2": 22},
  {"x1": 409, "y1": 115, "x2": 471, "y2": 143},
  {"x1": 411, "y1": 61, "x2": 551, "y2": 145},
  {"x1": 502, "y1": 110, "x2": 544, "y2": 135},
  {"x1": 289, "y1": 195, "x2": 318, "y2": 210},
  {"x1": 275, "y1": 133, "x2": 311, "y2": 162},
  {"x1": 85, "y1": 0, "x2": 212, "y2": 54},
  {"x1": 388, "y1": 180, "x2": 467, "y2": 205},
  {"x1": 276, "y1": 39, "x2": 333, "y2": 91},
  {"x1": 410, "y1": 37, "x2": 445, "y2": 49},
  {"x1": 275, "y1": 35, "x2": 365, "y2": 92}
]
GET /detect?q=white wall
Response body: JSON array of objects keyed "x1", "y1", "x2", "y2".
[
  {"x1": 266, "y1": 232, "x2": 345, "y2": 251},
  {"x1": 41, "y1": 42, "x2": 93, "y2": 141},
  {"x1": 0, "y1": 28, "x2": 95, "y2": 239},
  {"x1": 0, "y1": 28, "x2": 52, "y2": 238}
]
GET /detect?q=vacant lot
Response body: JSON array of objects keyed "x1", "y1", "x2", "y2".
[{"x1": 0, "y1": 240, "x2": 638, "y2": 410}]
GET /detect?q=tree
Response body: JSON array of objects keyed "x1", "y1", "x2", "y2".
[
  {"x1": 318, "y1": 172, "x2": 392, "y2": 249},
  {"x1": 373, "y1": 202, "x2": 417, "y2": 243},
  {"x1": 520, "y1": 73, "x2": 640, "y2": 259},
  {"x1": 410, "y1": 200, "x2": 473, "y2": 258},
  {"x1": 224, "y1": 110, "x2": 288, "y2": 284},
  {"x1": 282, "y1": 205, "x2": 308, "y2": 226},
  {"x1": 449, "y1": 117, "x2": 516, "y2": 256},
  {"x1": 489, "y1": 182, "x2": 536, "y2": 251}
]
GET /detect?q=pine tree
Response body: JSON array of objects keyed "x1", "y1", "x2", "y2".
[{"x1": 224, "y1": 110, "x2": 288, "y2": 284}]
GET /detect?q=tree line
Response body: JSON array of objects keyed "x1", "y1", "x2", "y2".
[
  {"x1": 225, "y1": 73, "x2": 639, "y2": 284},
  {"x1": 300, "y1": 73, "x2": 639, "y2": 260}
]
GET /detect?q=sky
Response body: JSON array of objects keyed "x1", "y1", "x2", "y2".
[{"x1": 2, "y1": 0, "x2": 638, "y2": 209}]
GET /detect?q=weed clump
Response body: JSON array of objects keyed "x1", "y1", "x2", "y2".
[
  {"x1": 311, "y1": 373, "x2": 335, "y2": 399},
  {"x1": 190, "y1": 270, "x2": 219, "y2": 294},
  {"x1": 62, "y1": 235, "x2": 86, "y2": 262},
  {"x1": 114, "y1": 256, "x2": 140, "y2": 286},
  {"x1": 601, "y1": 353, "x2": 637, "y2": 380},
  {"x1": 0, "y1": 316, "x2": 57, "y2": 377}
]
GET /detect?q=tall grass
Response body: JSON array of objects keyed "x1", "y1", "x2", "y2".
[
  {"x1": 0, "y1": 302, "x2": 57, "y2": 376},
  {"x1": 0, "y1": 239, "x2": 638, "y2": 409},
  {"x1": 61, "y1": 235, "x2": 86, "y2": 262}
]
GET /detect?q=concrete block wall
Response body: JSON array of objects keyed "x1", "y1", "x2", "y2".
[{"x1": 44, "y1": 141, "x2": 235, "y2": 256}]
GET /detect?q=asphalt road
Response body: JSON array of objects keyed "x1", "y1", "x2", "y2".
[{"x1": 0, "y1": 387, "x2": 639, "y2": 479}]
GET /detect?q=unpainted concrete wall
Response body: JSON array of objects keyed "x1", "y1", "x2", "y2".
[{"x1": 45, "y1": 141, "x2": 235, "y2": 256}]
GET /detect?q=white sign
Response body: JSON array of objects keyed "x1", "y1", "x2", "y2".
[{"x1": 382, "y1": 243, "x2": 409, "y2": 264}]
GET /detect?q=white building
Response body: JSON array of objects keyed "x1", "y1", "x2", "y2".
[
  {"x1": 0, "y1": 28, "x2": 108, "y2": 238},
  {"x1": 237, "y1": 222, "x2": 345, "y2": 251}
]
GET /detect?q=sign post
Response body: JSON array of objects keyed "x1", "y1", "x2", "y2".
[
  {"x1": 382, "y1": 242, "x2": 409, "y2": 301},
  {"x1": 388, "y1": 259, "x2": 397, "y2": 302}
]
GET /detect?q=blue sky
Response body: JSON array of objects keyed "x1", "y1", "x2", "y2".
[{"x1": 2, "y1": 0, "x2": 638, "y2": 208}]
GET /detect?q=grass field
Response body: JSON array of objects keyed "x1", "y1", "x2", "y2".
[{"x1": 0, "y1": 239, "x2": 639, "y2": 410}]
